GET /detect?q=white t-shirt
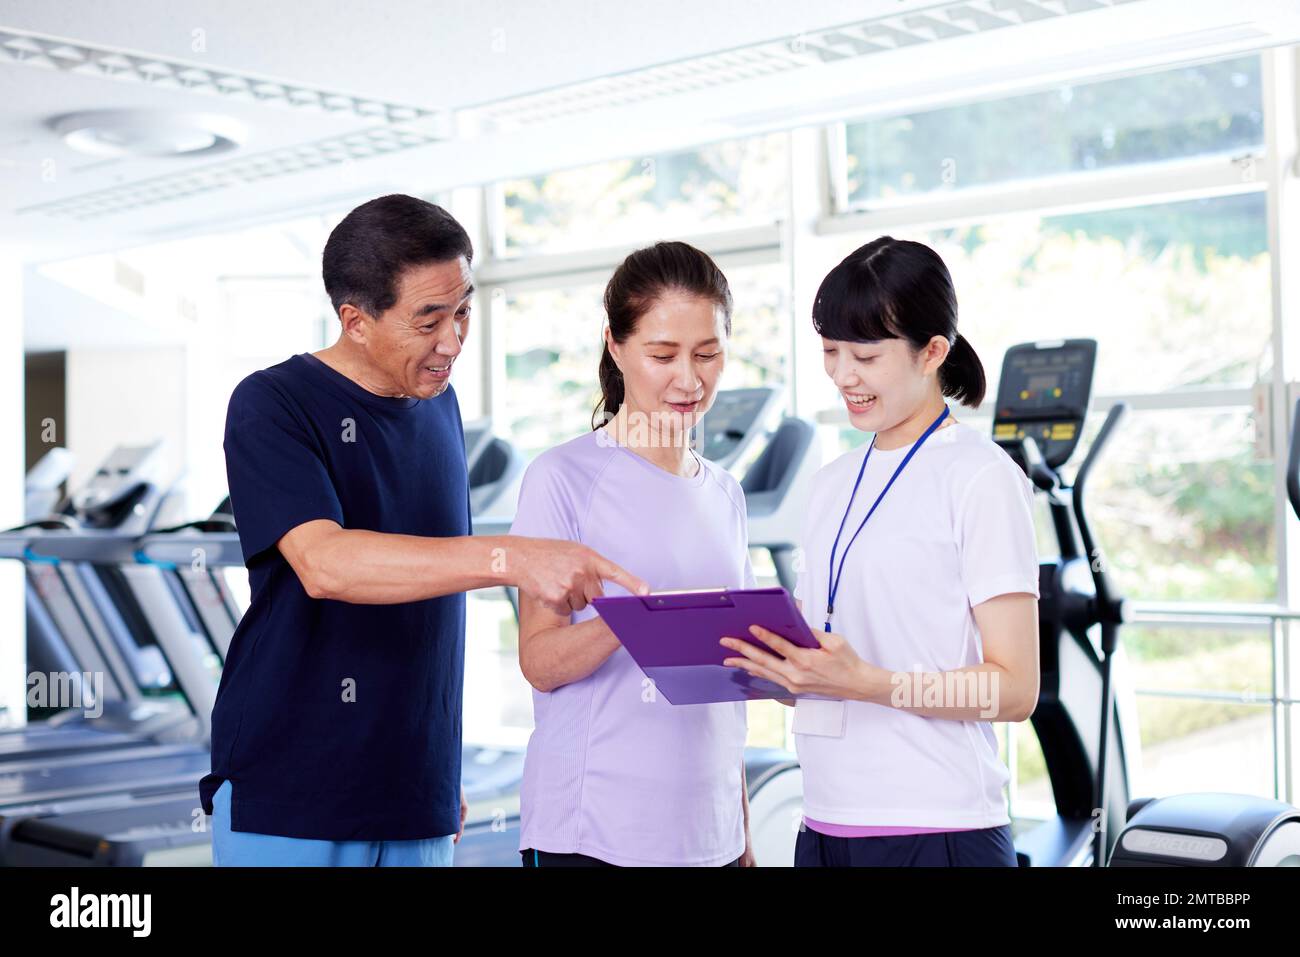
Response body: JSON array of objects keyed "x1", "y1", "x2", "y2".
[{"x1": 792, "y1": 420, "x2": 1039, "y2": 829}]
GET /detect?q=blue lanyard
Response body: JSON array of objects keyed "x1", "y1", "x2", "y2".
[{"x1": 824, "y1": 406, "x2": 950, "y2": 632}]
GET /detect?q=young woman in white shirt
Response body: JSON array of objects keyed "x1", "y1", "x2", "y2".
[{"x1": 721, "y1": 236, "x2": 1040, "y2": 867}]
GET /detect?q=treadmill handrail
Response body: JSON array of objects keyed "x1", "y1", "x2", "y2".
[
  {"x1": 22, "y1": 530, "x2": 144, "y2": 565},
  {"x1": 137, "y1": 531, "x2": 244, "y2": 568}
]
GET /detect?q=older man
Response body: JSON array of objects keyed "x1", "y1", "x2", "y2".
[{"x1": 200, "y1": 194, "x2": 645, "y2": 866}]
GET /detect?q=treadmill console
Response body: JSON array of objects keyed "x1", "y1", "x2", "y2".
[
  {"x1": 69, "y1": 443, "x2": 164, "y2": 528},
  {"x1": 993, "y1": 340, "x2": 1097, "y2": 471},
  {"x1": 694, "y1": 388, "x2": 782, "y2": 468}
]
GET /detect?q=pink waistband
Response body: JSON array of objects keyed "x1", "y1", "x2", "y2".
[{"x1": 803, "y1": 817, "x2": 978, "y2": 838}]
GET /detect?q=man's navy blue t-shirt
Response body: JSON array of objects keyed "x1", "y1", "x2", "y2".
[{"x1": 198, "y1": 353, "x2": 469, "y2": 841}]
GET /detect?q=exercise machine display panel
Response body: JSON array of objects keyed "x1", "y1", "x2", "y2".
[
  {"x1": 693, "y1": 388, "x2": 781, "y2": 468},
  {"x1": 993, "y1": 339, "x2": 1097, "y2": 470}
]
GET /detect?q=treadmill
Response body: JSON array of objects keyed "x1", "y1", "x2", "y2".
[
  {"x1": 1, "y1": 424, "x2": 536, "y2": 866},
  {"x1": 0, "y1": 450, "x2": 223, "y2": 864},
  {"x1": 465, "y1": 419, "x2": 526, "y2": 519},
  {"x1": 162, "y1": 498, "x2": 242, "y2": 661},
  {"x1": 0, "y1": 498, "x2": 248, "y2": 866},
  {"x1": 693, "y1": 387, "x2": 785, "y2": 471},
  {"x1": 0, "y1": 446, "x2": 200, "y2": 763},
  {"x1": 12, "y1": 448, "x2": 118, "y2": 748}
]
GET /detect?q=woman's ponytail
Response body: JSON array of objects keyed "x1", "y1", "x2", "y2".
[
  {"x1": 593, "y1": 341, "x2": 625, "y2": 428},
  {"x1": 940, "y1": 333, "x2": 986, "y2": 408}
]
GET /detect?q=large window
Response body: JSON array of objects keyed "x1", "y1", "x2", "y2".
[
  {"x1": 823, "y1": 189, "x2": 1270, "y2": 437},
  {"x1": 498, "y1": 282, "x2": 604, "y2": 459},
  {"x1": 1127, "y1": 622, "x2": 1275, "y2": 798},
  {"x1": 842, "y1": 56, "x2": 1263, "y2": 206},
  {"x1": 500, "y1": 134, "x2": 788, "y2": 256},
  {"x1": 923, "y1": 192, "x2": 1271, "y2": 397},
  {"x1": 1085, "y1": 407, "x2": 1275, "y2": 604}
]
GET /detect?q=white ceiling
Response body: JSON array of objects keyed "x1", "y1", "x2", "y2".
[
  {"x1": 2, "y1": 0, "x2": 1299, "y2": 264},
  {"x1": 0, "y1": 0, "x2": 905, "y2": 110}
]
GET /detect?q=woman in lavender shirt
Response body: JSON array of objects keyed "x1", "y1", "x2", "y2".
[{"x1": 508, "y1": 241, "x2": 755, "y2": 867}]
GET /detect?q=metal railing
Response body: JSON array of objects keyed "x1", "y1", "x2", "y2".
[{"x1": 1126, "y1": 601, "x2": 1298, "y2": 804}]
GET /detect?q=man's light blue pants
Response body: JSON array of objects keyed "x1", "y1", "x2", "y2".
[{"x1": 211, "y1": 779, "x2": 455, "y2": 867}]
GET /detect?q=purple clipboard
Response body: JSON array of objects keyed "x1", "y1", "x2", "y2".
[{"x1": 591, "y1": 587, "x2": 825, "y2": 705}]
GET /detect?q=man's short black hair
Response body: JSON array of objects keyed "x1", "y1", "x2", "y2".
[{"x1": 322, "y1": 194, "x2": 474, "y2": 318}]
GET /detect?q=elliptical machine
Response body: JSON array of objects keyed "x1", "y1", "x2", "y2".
[
  {"x1": 1000, "y1": 340, "x2": 1300, "y2": 867},
  {"x1": 992, "y1": 339, "x2": 1134, "y2": 867}
]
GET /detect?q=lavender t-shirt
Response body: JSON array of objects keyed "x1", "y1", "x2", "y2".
[{"x1": 509, "y1": 428, "x2": 754, "y2": 866}]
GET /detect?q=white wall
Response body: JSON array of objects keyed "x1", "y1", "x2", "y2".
[
  {"x1": 0, "y1": 255, "x2": 25, "y2": 728},
  {"x1": 65, "y1": 347, "x2": 188, "y2": 516},
  {"x1": 182, "y1": 278, "x2": 330, "y2": 517}
]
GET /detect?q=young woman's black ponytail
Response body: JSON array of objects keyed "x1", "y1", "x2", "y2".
[
  {"x1": 941, "y1": 333, "x2": 986, "y2": 408},
  {"x1": 812, "y1": 236, "x2": 986, "y2": 408}
]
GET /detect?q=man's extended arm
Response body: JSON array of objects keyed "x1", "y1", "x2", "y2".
[{"x1": 277, "y1": 519, "x2": 647, "y2": 615}]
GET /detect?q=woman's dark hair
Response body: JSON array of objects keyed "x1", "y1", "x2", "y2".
[
  {"x1": 322, "y1": 194, "x2": 473, "y2": 318},
  {"x1": 811, "y1": 236, "x2": 985, "y2": 408},
  {"x1": 592, "y1": 241, "x2": 733, "y2": 428}
]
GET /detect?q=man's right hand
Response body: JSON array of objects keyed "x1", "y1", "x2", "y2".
[{"x1": 507, "y1": 537, "x2": 649, "y2": 615}]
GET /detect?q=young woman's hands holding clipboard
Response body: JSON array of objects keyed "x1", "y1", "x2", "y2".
[{"x1": 719, "y1": 618, "x2": 893, "y2": 704}]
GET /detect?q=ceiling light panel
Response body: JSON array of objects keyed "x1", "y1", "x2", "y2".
[
  {"x1": 464, "y1": 0, "x2": 1143, "y2": 130},
  {"x1": 0, "y1": 26, "x2": 440, "y2": 126},
  {"x1": 18, "y1": 125, "x2": 447, "y2": 221}
]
